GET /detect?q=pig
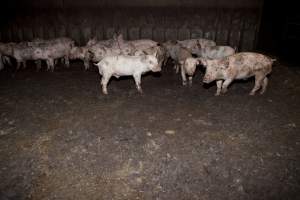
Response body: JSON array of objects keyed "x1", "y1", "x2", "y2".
[
  {"x1": 114, "y1": 34, "x2": 158, "y2": 51},
  {"x1": 162, "y1": 41, "x2": 194, "y2": 72},
  {"x1": 169, "y1": 46, "x2": 193, "y2": 73},
  {"x1": 175, "y1": 47, "x2": 193, "y2": 73},
  {"x1": 86, "y1": 33, "x2": 123, "y2": 48},
  {"x1": 201, "y1": 52, "x2": 276, "y2": 96},
  {"x1": 194, "y1": 46, "x2": 236, "y2": 60},
  {"x1": 86, "y1": 38, "x2": 114, "y2": 48},
  {"x1": 69, "y1": 46, "x2": 90, "y2": 70},
  {"x1": 88, "y1": 45, "x2": 107, "y2": 62},
  {"x1": 162, "y1": 40, "x2": 179, "y2": 60},
  {"x1": 0, "y1": 42, "x2": 18, "y2": 67},
  {"x1": 12, "y1": 43, "x2": 37, "y2": 70},
  {"x1": 13, "y1": 39, "x2": 73, "y2": 72},
  {"x1": 129, "y1": 39, "x2": 158, "y2": 50},
  {"x1": 31, "y1": 47, "x2": 54, "y2": 71},
  {"x1": 161, "y1": 40, "x2": 177, "y2": 67},
  {"x1": 133, "y1": 45, "x2": 167, "y2": 68},
  {"x1": 94, "y1": 54, "x2": 160, "y2": 95},
  {"x1": 88, "y1": 43, "x2": 136, "y2": 62},
  {"x1": 32, "y1": 37, "x2": 74, "y2": 45},
  {"x1": 34, "y1": 41, "x2": 74, "y2": 71},
  {"x1": 179, "y1": 57, "x2": 201, "y2": 86},
  {"x1": 178, "y1": 38, "x2": 216, "y2": 54},
  {"x1": 30, "y1": 37, "x2": 74, "y2": 67},
  {"x1": 11, "y1": 44, "x2": 51, "y2": 71},
  {"x1": 0, "y1": 42, "x2": 14, "y2": 57}
]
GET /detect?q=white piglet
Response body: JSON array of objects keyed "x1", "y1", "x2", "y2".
[{"x1": 95, "y1": 54, "x2": 160, "y2": 94}]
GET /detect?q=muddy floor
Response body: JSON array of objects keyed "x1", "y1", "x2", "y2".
[{"x1": 0, "y1": 61, "x2": 299, "y2": 200}]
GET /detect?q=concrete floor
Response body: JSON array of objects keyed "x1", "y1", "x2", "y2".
[{"x1": 0, "y1": 61, "x2": 299, "y2": 200}]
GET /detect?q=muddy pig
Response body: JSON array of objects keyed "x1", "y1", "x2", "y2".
[{"x1": 201, "y1": 52, "x2": 276, "y2": 96}]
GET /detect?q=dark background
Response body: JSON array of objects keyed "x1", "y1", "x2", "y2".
[
  {"x1": 0, "y1": 0, "x2": 298, "y2": 63},
  {"x1": 258, "y1": 0, "x2": 299, "y2": 64}
]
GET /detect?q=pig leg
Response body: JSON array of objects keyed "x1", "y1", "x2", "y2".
[
  {"x1": 259, "y1": 77, "x2": 268, "y2": 95},
  {"x1": 83, "y1": 59, "x2": 89, "y2": 70},
  {"x1": 133, "y1": 73, "x2": 143, "y2": 93},
  {"x1": 215, "y1": 80, "x2": 223, "y2": 96},
  {"x1": 22, "y1": 61, "x2": 27, "y2": 69},
  {"x1": 163, "y1": 57, "x2": 168, "y2": 66},
  {"x1": 35, "y1": 60, "x2": 42, "y2": 72},
  {"x1": 101, "y1": 74, "x2": 111, "y2": 95},
  {"x1": 48, "y1": 59, "x2": 55, "y2": 72},
  {"x1": 46, "y1": 60, "x2": 51, "y2": 71},
  {"x1": 16, "y1": 60, "x2": 21, "y2": 70},
  {"x1": 3, "y1": 56, "x2": 11, "y2": 65},
  {"x1": 64, "y1": 56, "x2": 70, "y2": 68},
  {"x1": 175, "y1": 64, "x2": 180, "y2": 74},
  {"x1": 180, "y1": 66, "x2": 187, "y2": 86},
  {"x1": 221, "y1": 79, "x2": 233, "y2": 94},
  {"x1": 188, "y1": 76, "x2": 193, "y2": 86},
  {"x1": 249, "y1": 75, "x2": 264, "y2": 95}
]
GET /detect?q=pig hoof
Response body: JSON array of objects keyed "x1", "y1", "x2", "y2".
[
  {"x1": 182, "y1": 82, "x2": 187, "y2": 86},
  {"x1": 214, "y1": 93, "x2": 221, "y2": 96},
  {"x1": 249, "y1": 92, "x2": 255, "y2": 96},
  {"x1": 259, "y1": 91, "x2": 266, "y2": 95}
]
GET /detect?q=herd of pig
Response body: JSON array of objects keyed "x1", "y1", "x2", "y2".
[{"x1": 0, "y1": 34, "x2": 276, "y2": 96}]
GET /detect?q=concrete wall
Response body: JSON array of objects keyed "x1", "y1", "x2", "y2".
[{"x1": 0, "y1": 0, "x2": 263, "y2": 51}]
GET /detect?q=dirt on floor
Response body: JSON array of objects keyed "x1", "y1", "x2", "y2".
[{"x1": 0, "y1": 61, "x2": 299, "y2": 200}]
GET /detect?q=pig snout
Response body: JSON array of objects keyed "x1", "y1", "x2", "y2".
[
  {"x1": 202, "y1": 74, "x2": 213, "y2": 84},
  {"x1": 151, "y1": 64, "x2": 161, "y2": 72}
]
